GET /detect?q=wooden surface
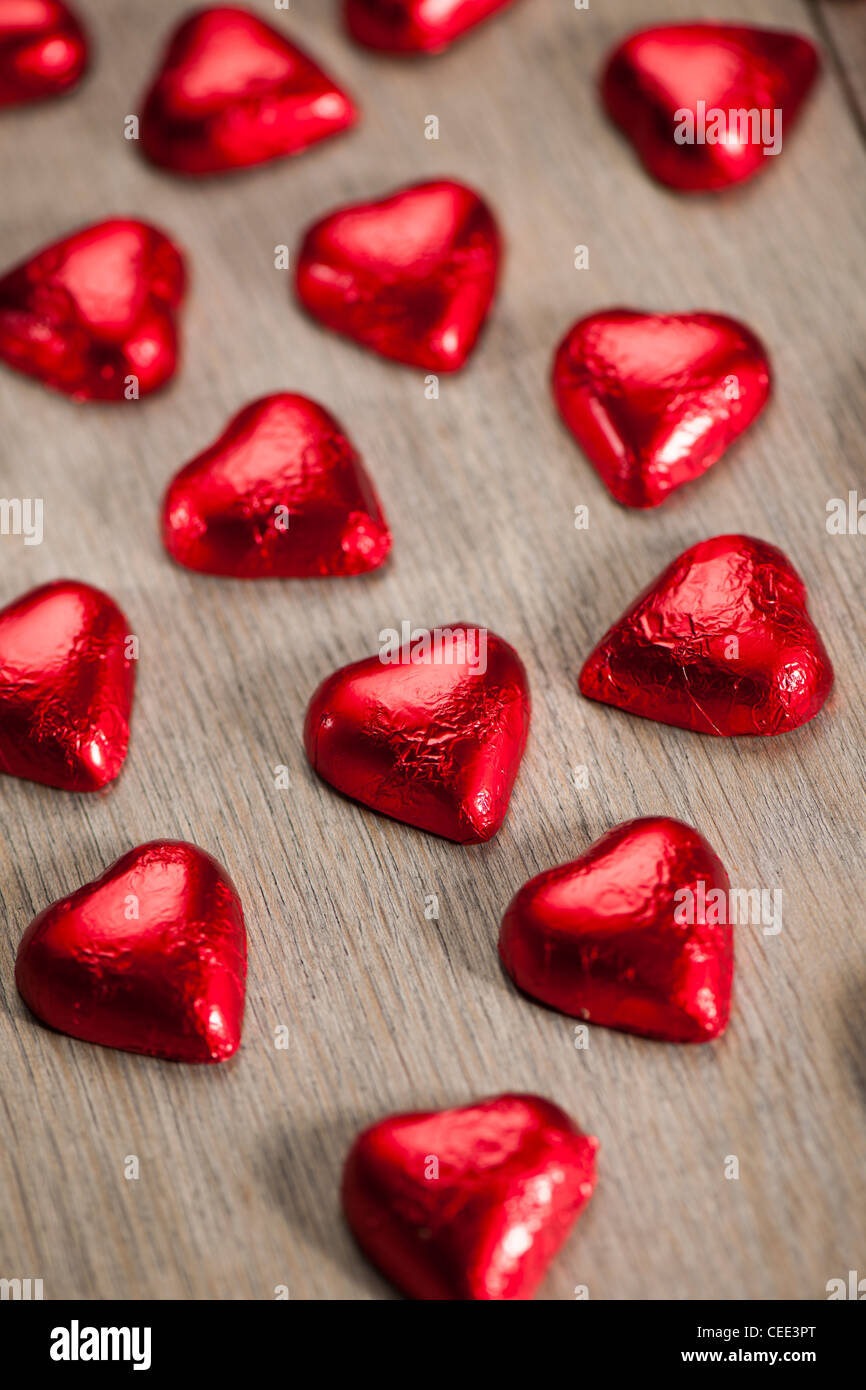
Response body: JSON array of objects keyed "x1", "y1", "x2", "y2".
[{"x1": 1, "y1": 0, "x2": 864, "y2": 1302}]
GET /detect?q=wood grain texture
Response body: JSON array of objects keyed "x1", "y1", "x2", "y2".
[
  {"x1": 1, "y1": 0, "x2": 864, "y2": 1301},
  {"x1": 814, "y1": 0, "x2": 866, "y2": 131}
]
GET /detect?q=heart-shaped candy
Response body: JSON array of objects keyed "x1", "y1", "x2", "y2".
[
  {"x1": 343, "y1": 1093, "x2": 598, "y2": 1300},
  {"x1": 0, "y1": 580, "x2": 136, "y2": 792},
  {"x1": 500, "y1": 817, "x2": 732, "y2": 1043},
  {"x1": 15, "y1": 841, "x2": 246, "y2": 1062},
  {"x1": 552, "y1": 309, "x2": 771, "y2": 508},
  {"x1": 139, "y1": 6, "x2": 357, "y2": 175},
  {"x1": 0, "y1": 1, "x2": 88, "y2": 107},
  {"x1": 295, "y1": 179, "x2": 501, "y2": 371},
  {"x1": 162, "y1": 393, "x2": 391, "y2": 578},
  {"x1": 0, "y1": 218, "x2": 185, "y2": 400},
  {"x1": 304, "y1": 623, "x2": 529, "y2": 842},
  {"x1": 579, "y1": 535, "x2": 834, "y2": 736},
  {"x1": 602, "y1": 24, "x2": 820, "y2": 192},
  {"x1": 344, "y1": 0, "x2": 519, "y2": 54}
]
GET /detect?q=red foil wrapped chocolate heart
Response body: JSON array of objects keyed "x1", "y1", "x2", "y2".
[
  {"x1": 15, "y1": 841, "x2": 246, "y2": 1062},
  {"x1": 344, "y1": 0, "x2": 519, "y2": 54},
  {"x1": 139, "y1": 5, "x2": 357, "y2": 175},
  {"x1": 0, "y1": 1, "x2": 88, "y2": 107},
  {"x1": 500, "y1": 817, "x2": 732, "y2": 1043},
  {"x1": 0, "y1": 218, "x2": 185, "y2": 400},
  {"x1": 0, "y1": 579, "x2": 136, "y2": 792},
  {"x1": 295, "y1": 179, "x2": 501, "y2": 371},
  {"x1": 304, "y1": 623, "x2": 529, "y2": 842},
  {"x1": 580, "y1": 535, "x2": 834, "y2": 736},
  {"x1": 162, "y1": 393, "x2": 391, "y2": 578},
  {"x1": 343, "y1": 1093, "x2": 598, "y2": 1300},
  {"x1": 552, "y1": 309, "x2": 771, "y2": 508},
  {"x1": 602, "y1": 24, "x2": 820, "y2": 192}
]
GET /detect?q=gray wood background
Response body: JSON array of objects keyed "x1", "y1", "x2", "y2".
[{"x1": 1, "y1": 0, "x2": 863, "y2": 1301}]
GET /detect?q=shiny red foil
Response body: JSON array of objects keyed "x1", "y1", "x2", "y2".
[
  {"x1": 343, "y1": 1093, "x2": 598, "y2": 1300},
  {"x1": 304, "y1": 623, "x2": 529, "y2": 843},
  {"x1": 0, "y1": 579, "x2": 136, "y2": 792},
  {"x1": 580, "y1": 535, "x2": 834, "y2": 736},
  {"x1": 0, "y1": 218, "x2": 185, "y2": 400},
  {"x1": 500, "y1": 817, "x2": 733, "y2": 1043},
  {"x1": 0, "y1": 1, "x2": 88, "y2": 107},
  {"x1": 162, "y1": 393, "x2": 391, "y2": 578},
  {"x1": 602, "y1": 24, "x2": 820, "y2": 192},
  {"x1": 139, "y1": 6, "x2": 357, "y2": 175},
  {"x1": 345, "y1": 0, "x2": 519, "y2": 54},
  {"x1": 552, "y1": 309, "x2": 771, "y2": 508},
  {"x1": 15, "y1": 841, "x2": 246, "y2": 1063},
  {"x1": 295, "y1": 179, "x2": 501, "y2": 372}
]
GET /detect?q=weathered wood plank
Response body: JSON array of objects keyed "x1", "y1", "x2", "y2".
[{"x1": 0, "y1": 0, "x2": 863, "y2": 1300}]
